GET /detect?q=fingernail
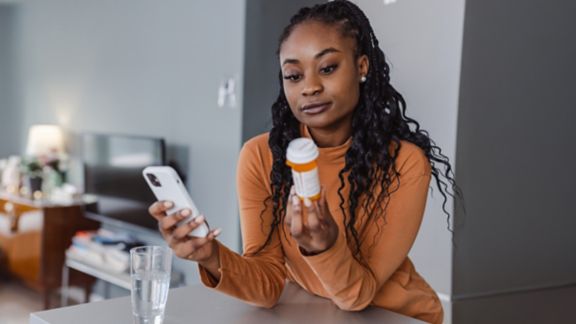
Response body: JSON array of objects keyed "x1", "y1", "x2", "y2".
[
  {"x1": 213, "y1": 228, "x2": 222, "y2": 236},
  {"x1": 181, "y1": 209, "x2": 191, "y2": 216},
  {"x1": 304, "y1": 198, "x2": 312, "y2": 207},
  {"x1": 194, "y1": 215, "x2": 205, "y2": 224},
  {"x1": 164, "y1": 201, "x2": 173, "y2": 208}
]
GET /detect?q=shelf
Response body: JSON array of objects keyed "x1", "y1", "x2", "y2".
[{"x1": 65, "y1": 254, "x2": 131, "y2": 290}]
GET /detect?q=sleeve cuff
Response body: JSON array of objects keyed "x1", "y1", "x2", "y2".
[
  {"x1": 300, "y1": 232, "x2": 350, "y2": 271},
  {"x1": 198, "y1": 241, "x2": 228, "y2": 289}
]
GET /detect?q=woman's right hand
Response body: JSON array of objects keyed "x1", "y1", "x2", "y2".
[{"x1": 148, "y1": 201, "x2": 222, "y2": 267}]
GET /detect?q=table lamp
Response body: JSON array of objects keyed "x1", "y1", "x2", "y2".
[{"x1": 26, "y1": 124, "x2": 65, "y2": 158}]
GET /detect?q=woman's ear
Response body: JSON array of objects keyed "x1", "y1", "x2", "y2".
[{"x1": 357, "y1": 55, "x2": 369, "y2": 81}]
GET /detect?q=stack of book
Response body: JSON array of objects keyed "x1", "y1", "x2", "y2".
[{"x1": 66, "y1": 229, "x2": 143, "y2": 273}]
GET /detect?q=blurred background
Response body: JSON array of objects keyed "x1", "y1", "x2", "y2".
[{"x1": 0, "y1": 1, "x2": 574, "y2": 323}]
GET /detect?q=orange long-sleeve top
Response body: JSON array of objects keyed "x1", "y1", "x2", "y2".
[{"x1": 199, "y1": 127, "x2": 443, "y2": 324}]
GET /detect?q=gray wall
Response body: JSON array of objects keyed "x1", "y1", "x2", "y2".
[
  {"x1": 357, "y1": 1, "x2": 576, "y2": 322},
  {"x1": 242, "y1": 0, "x2": 323, "y2": 142},
  {"x1": 0, "y1": 5, "x2": 21, "y2": 157},
  {"x1": 454, "y1": 0, "x2": 576, "y2": 298},
  {"x1": 13, "y1": 0, "x2": 246, "y2": 283},
  {"x1": 354, "y1": 0, "x2": 466, "y2": 300}
]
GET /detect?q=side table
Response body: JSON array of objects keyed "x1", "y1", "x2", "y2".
[{"x1": 0, "y1": 192, "x2": 100, "y2": 309}]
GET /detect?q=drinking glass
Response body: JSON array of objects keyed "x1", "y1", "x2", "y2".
[{"x1": 130, "y1": 246, "x2": 172, "y2": 324}]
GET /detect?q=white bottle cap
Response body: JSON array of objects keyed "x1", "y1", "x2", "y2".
[{"x1": 286, "y1": 138, "x2": 319, "y2": 164}]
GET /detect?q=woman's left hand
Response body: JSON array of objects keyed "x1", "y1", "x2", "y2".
[{"x1": 285, "y1": 187, "x2": 339, "y2": 255}]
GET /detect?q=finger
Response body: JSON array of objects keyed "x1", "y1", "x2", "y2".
[
  {"x1": 315, "y1": 188, "x2": 330, "y2": 222},
  {"x1": 160, "y1": 208, "x2": 191, "y2": 232},
  {"x1": 173, "y1": 215, "x2": 205, "y2": 240},
  {"x1": 172, "y1": 227, "x2": 219, "y2": 258},
  {"x1": 190, "y1": 228, "x2": 222, "y2": 251},
  {"x1": 173, "y1": 239, "x2": 196, "y2": 258},
  {"x1": 207, "y1": 228, "x2": 222, "y2": 240},
  {"x1": 290, "y1": 195, "x2": 303, "y2": 237},
  {"x1": 311, "y1": 192, "x2": 335, "y2": 230},
  {"x1": 284, "y1": 189, "x2": 296, "y2": 228},
  {"x1": 284, "y1": 208, "x2": 291, "y2": 227},
  {"x1": 305, "y1": 198, "x2": 322, "y2": 231},
  {"x1": 319, "y1": 188, "x2": 334, "y2": 226},
  {"x1": 148, "y1": 201, "x2": 174, "y2": 221}
]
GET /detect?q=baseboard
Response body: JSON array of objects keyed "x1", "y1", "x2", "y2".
[{"x1": 438, "y1": 281, "x2": 576, "y2": 302}]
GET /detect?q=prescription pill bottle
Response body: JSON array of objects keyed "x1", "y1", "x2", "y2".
[{"x1": 286, "y1": 138, "x2": 321, "y2": 201}]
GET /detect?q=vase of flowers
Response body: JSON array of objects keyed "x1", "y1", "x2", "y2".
[
  {"x1": 21, "y1": 157, "x2": 44, "y2": 196},
  {"x1": 20, "y1": 155, "x2": 68, "y2": 199}
]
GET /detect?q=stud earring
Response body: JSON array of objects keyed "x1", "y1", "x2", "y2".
[{"x1": 360, "y1": 76, "x2": 367, "y2": 83}]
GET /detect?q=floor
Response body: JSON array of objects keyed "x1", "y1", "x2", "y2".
[
  {"x1": 0, "y1": 277, "x2": 93, "y2": 324},
  {"x1": 0, "y1": 280, "x2": 43, "y2": 324},
  {"x1": 452, "y1": 284, "x2": 576, "y2": 324}
]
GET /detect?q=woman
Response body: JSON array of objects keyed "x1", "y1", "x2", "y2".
[{"x1": 149, "y1": 1, "x2": 457, "y2": 323}]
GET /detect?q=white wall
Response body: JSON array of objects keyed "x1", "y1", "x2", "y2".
[{"x1": 353, "y1": 0, "x2": 466, "y2": 300}]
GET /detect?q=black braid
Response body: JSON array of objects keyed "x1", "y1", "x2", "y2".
[{"x1": 256, "y1": 0, "x2": 462, "y2": 260}]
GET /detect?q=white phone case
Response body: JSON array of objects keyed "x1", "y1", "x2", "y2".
[{"x1": 142, "y1": 166, "x2": 210, "y2": 238}]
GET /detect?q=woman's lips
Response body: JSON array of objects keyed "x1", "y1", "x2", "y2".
[{"x1": 301, "y1": 102, "x2": 331, "y2": 115}]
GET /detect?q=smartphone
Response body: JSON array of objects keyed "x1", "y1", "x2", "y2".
[{"x1": 142, "y1": 166, "x2": 210, "y2": 238}]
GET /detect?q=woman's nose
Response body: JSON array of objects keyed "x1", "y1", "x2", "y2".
[{"x1": 301, "y1": 75, "x2": 323, "y2": 96}]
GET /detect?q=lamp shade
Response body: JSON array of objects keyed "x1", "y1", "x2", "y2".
[{"x1": 26, "y1": 124, "x2": 65, "y2": 157}]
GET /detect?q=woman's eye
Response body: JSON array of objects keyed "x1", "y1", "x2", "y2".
[
  {"x1": 283, "y1": 74, "x2": 302, "y2": 82},
  {"x1": 320, "y1": 64, "x2": 338, "y2": 74}
]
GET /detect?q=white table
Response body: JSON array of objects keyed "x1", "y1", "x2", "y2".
[{"x1": 31, "y1": 283, "x2": 426, "y2": 324}]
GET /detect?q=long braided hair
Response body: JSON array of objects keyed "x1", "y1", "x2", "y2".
[{"x1": 259, "y1": 0, "x2": 460, "y2": 260}]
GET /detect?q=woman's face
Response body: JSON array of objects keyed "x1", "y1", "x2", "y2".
[{"x1": 279, "y1": 21, "x2": 368, "y2": 132}]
